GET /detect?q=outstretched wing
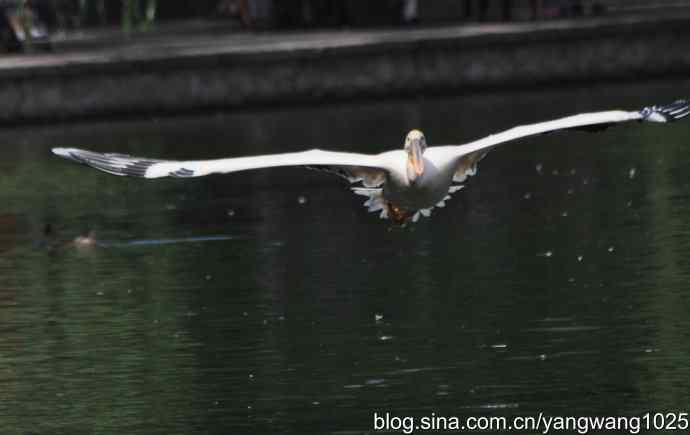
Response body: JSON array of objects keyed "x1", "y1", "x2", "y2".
[
  {"x1": 305, "y1": 164, "x2": 387, "y2": 187},
  {"x1": 51, "y1": 147, "x2": 391, "y2": 182},
  {"x1": 435, "y1": 99, "x2": 689, "y2": 181}
]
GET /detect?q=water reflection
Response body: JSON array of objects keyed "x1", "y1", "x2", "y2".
[{"x1": 1, "y1": 79, "x2": 690, "y2": 433}]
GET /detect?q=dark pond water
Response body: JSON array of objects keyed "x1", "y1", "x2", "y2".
[{"x1": 2, "y1": 79, "x2": 690, "y2": 435}]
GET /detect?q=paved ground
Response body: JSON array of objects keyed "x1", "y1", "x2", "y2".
[
  {"x1": 2, "y1": 10, "x2": 689, "y2": 76},
  {"x1": 0, "y1": 9, "x2": 689, "y2": 122}
]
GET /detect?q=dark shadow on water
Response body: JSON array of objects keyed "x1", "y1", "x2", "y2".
[{"x1": 102, "y1": 234, "x2": 242, "y2": 248}]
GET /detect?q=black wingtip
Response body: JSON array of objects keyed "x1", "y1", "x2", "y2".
[
  {"x1": 641, "y1": 99, "x2": 690, "y2": 123},
  {"x1": 52, "y1": 147, "x2": 86, "y2": 163},
  {"x1": 52, "y1": 147, "x2": 161, "y2": 177}
]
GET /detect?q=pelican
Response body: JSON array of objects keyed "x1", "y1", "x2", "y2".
[{"x1": 52, "y1": 100, "x2": 689, "y2": 224}]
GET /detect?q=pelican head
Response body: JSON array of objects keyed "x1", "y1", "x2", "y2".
[{"x1": 404, "y1": 129, "x2": 427, "y2": 184}]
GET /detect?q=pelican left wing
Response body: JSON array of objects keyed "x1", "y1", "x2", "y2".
[
  {"x1": 449, "y1": 99, "x2": 689, "y2": 159},
  {"x1": 51, "y1": 148, "x2": 390, "y2": 180},
  {"x1": 429, "y1": 99, "x2": 689, "y2": 183}
]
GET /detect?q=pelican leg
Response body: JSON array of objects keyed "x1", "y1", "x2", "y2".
[{"x1": 387, "y1": 203, "x2": 415, "y2": 225}]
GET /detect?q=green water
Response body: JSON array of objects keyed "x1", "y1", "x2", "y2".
[{"x1": 1, "y1": 79, "x2": 690, "y2": 434}]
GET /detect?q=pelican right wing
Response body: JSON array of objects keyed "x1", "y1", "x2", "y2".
[{"x1": 51, "y1": 147, "x2": 390, "y2": 181}]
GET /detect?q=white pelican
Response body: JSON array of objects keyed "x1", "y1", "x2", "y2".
[{"x1": 52, "y1": 100, "x2": 689, "y2": 224}]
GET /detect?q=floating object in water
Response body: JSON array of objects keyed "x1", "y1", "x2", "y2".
[
  {"x1": 52, "y1": 100, "x2": 690, "y2": 225},
  {"x1": 40, "y1": 224, "x2": 97, "y2": 251},
  {"x1": 73, "y1": 231, "x2": 97, "y2": 248}
]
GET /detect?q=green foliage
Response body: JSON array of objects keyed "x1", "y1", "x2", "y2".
[{"x1": 122, "y1": 0, "x2": 157, "y2": 32}]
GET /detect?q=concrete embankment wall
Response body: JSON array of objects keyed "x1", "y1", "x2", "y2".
[{"x1": 1, "y1": 13, "x2": 690, "y2": 123}]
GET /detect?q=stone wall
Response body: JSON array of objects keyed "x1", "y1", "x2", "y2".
[{"x1": 0, "y1": 13, "x2": 689, "y2": 122}]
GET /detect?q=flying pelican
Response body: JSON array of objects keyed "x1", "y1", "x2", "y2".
[{"x1": 52, "y1": 100, "x2": 689, "y2": 224}]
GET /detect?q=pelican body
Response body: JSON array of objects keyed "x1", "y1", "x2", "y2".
[
  {"x1": 379, "y1": 133, "x2": 460, "y2": 222},
  {"x1": 52, "y1": 100, "x2": 689, "y2": 224}
]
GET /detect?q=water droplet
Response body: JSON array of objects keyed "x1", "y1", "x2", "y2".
[
  {"x1": 538, "y1": 354, "x2": 547, "y2": 360},
  {"x1": 379, "y1": 335, "x2": 393, "y2": 341},
  {"x1": 577, "y1": 255, "x2": 583, "y2": 262},
  {"x1": 523, "y1": 192, "x2": 532, "y2": 200},
  {"x1": 297, "y1": 196, "x2": 307, "y2": 205},
  {"x1": 205, "y1": 275, "x2": 212, "y2": 281},
  {"x1": 227, "y1": 209, "x2": 235, "y2": 217},
  {"x1": 375, "y1": 313, "x2": 383, "y2": 321},
  {"x1": 540, "y1": 251, "x2": 553, "y2": 258},
  {"x1": 570, "y1": 168, "x2": 577, "y2": 175},
  {"x1": 552, "y1": 169, "x2": 559, "y2": 176},
  {"x1": 344, "y1": 384, "x2": 363, "y2": 389},
  {"x1": 535, "y1": 163, "x2": 543, "y2": 174},
  {"x1": 629, "y1": 168, "x2": 637, "y2": 179},
  {"x1": 608, "y1": 246, "x2": 615, "y2": 253},
  {"x1": 561, "y1": 211, "x2": 568, "y2": 217}
]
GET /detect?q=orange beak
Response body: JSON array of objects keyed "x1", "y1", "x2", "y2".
[{"x1": 409, "y1": 142, "x2": 425, "y2": 178}]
